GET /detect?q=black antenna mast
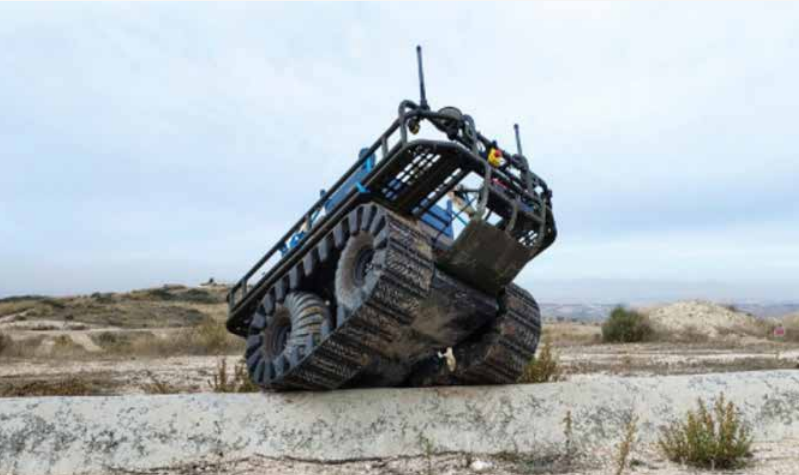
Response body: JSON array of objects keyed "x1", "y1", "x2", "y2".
[
  {"x1": 514, "y1": 123, "x2": 524, "y2": 156},
  {"x1": 416, "y1": 45, "x2": 429, "y2": 110}
]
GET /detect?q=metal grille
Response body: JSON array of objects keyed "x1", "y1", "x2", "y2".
[{"x1": 380, "y1": 146, "x2": 441, "y2": 201}]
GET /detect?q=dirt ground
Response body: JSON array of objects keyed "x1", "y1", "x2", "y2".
[
  {"x1": 3, "y1": 290, "x2": 799, "y2": 474},
  {"x1": 3, "y1": 298, "x2": 799, "y2": 397},
  {"x1": 2, "y1": 337, "x2": 798, "y2": 397},
  {"x1": 112, "y1": 440, "x2": 799, "y2": 475}
]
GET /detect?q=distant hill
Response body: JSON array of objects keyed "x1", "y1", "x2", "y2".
[
  {"x1": 539, "y1": 303, "x2": 616, "y2": 322},
  {"x1": 2, "y1": 283, "x2": 796, "y2": 326},
  {"x1": 539, "y1": 302, "x2": 799, "y2": 322},
  {"x1": 0, "y1": 284, "x2": 228, "y2": 329},
  {"x1": 734, "y1": 303, "x2": 799, "y2": 319}
]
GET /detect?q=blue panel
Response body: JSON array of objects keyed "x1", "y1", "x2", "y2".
[
  {"x1": 420, "y1": 200, "x2": 454, "y2": 238},
  {"x1": 325, "y1": 148, "x2": 375, "y2": 213}
]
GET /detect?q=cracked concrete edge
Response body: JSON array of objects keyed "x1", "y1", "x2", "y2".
[{"x1": 1, "y1": 370, "x2": 798, "y2": 475}]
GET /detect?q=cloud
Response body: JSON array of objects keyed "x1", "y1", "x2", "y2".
[{"x1": 1, "y1": 3, "x2": 797, "y2": 300}]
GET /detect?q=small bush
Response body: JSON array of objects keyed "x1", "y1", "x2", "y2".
[
  {"x1": 782, "y1": 317, "x2": 799, "y2": 343},
  {"x1": 188, "y1": 318, "x2": 240, "y2": 354},
  {"x1": 602, "y1": 307, "x2": 653, "y2": 343},
  {"x1": 614, "y1": 413, "x2": 639, "y2": 475},
  {"x1": 141, "y1": 371, "x2": 181, "y2": 394},
  {"x1": 51, "y1": 335, "x2": 88, "y2": 357},
  {"x1": 41, "y1": 298, "x2": 67, "y2": 309},
  {"x1": 180, "y1": 288, "x2": 223, "y2": 304},
  {"x1": 92, "y1": 331, "x2": 142, "y2": 354},
  {"x1": 658, "y1": 393, "x2": 752, "y2": 469},
  {"x1": 519, "y1": 337, "x2": 563, "y2": 383},
  {"x1": 91, "y1": 320, "x2": 242, "y2": 357},
  {"x1": 0, "y1": 333, "x2": 43, "y2": 358},
  {"x1": 209, "y1": 357, "x2": 259, "y2": 393}
]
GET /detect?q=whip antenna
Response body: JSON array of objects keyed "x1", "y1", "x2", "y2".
[
  {"x1": 416, "y1": 45, "x2": 428, "y2": 110},
  {"x1": 514, "y1": 123, "x2": 524, "y2": 156}
]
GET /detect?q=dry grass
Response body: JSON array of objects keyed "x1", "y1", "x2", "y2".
[
  {"x1": 780, "y1": 314, "x2": 799, "y2": 342},
  {"x1": 209, "y1": 357, "x2": 259, "y2": 393},
  {"x1": 658, "y1": 393, "x2": 752, "y2": 469},
  {"x1": 51, "y1": 334, "x2": 90, "y2": 357},
  {"x1": 91, "y1": 318, "x2": 243, "y2": 357},
  {"x1": 1, "y1": 377, "x2": 106, "y2": 397},
  {"x1": 562, "y1": 410, "x2": 575, "y2": 467},
  {"x1": 0, "y1": 332, "x2": 10, "y2": 353},
  {"x1": 614, "y1": 413, "x2": 639, "y2": 475},
  {"x1": 141, "y1": 370, "x2": 182, "y2": 394},
  {"x1": 519, "y1": 337, "x2": 564, "y2": 384},
  {"x1": 0, "y1": 333, "x2": 46, "y2": 358},
  {"x1": 0, "y1": 286, "x2": 228, "y2": 329},
  {"x1": 542, "y1": 322, "x2": 601, "y2": 346},
  {"x1": 653, "y1": 325, "x2": 711, "y2": 343},
  {"x1": 0, "y1": 296, "x2": 65, "y2": 318}
]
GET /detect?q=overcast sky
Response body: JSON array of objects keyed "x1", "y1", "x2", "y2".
[{"x1": 1, "y1": 2, "x2": 797, "y2": 302}]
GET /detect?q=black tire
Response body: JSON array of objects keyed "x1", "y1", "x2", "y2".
[
  {"x1": 245, "y1": 291, "x2": 329, "y2": 388},
  {"x1": 244, "y1": 204, "x2": 434, "y2": 391},
  {"x1": 334, "y1": 231, "x2": 387, "y2": 312}
]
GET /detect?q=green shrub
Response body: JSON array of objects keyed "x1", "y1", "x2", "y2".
[
  {"x1": 658, "y1": 393, "x2": 752, "y2": 469},
  {"x1": 519, "y1": 337, "x2": 563, "y2": 383},
  {"x1": 602, "y1": 307, "x2": 652, "y2": 343}
]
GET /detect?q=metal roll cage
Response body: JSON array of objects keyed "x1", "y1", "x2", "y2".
[{"x1": 227, "y1": 47, "x2": 556, "y2": 328}]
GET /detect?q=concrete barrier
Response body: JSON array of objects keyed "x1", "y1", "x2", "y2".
[{"x1": 1, "y1": 370, "x2": 798, "y2": 475}]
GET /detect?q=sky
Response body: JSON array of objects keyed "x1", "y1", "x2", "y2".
[{"x1": 1, "y1": 2, "x2": 798, "y2": 303}]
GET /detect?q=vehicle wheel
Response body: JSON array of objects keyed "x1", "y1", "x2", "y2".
[
  {"x1": 334, "y1": 231, "x2": 387, "y2": 312},
  {"x1": 245, "y1": 291, "x2": 329, "y2": 387}
]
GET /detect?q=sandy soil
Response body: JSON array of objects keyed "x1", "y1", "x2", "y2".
[
  {"x1": 3, "y1": 296, "x2": 798, "y2": 396},
  {"x1": 0, "y1": 355, "x2": 237, "y2": 395},
  {"x1": 3, "y1": 341, "x2": 798, "y2": 397},
  {"x1": 559, "y1": 342, "x2": 799, "y2": 378}
]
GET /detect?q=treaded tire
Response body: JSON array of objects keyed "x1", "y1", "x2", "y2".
[
  {"x1": 242, "y1": 204, "x2": 434, "y2": 391},
  {"x1": 335, "y1": 232, "x2": 387, "y2": 313},
  {"x1": 245, "y1": 291, "x2": 329, "y2": 388}
]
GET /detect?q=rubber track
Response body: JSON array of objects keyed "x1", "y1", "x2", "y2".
[
  {"x1": 410, "y1": 283, "x2": 541, "y2": 386},
  {"x1": 449, "y1": 284, "x2": 541, "y2": 384},
  {"x1": 246, "y1": 204, "x2": 434, "y2": 390}
]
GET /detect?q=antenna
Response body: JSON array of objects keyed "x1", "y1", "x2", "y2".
[
  {"x1": 514, "y1": 123, "x2": 524, "y2": 155},
  {"x1": 416, "y1": 45, "x2": 428, "y2": 110}
]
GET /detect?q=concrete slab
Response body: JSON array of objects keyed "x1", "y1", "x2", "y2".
[{"x1": 1, "y1": 370, "x2": 798, "y2": 475}]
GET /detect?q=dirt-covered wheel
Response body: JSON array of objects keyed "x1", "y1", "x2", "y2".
[
  {"x1": 409, "y1": 283, "x2": 542, "y2": 386},
  {"x1": 245, "y1": 291, "x2": 329, "y2": 389}
]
